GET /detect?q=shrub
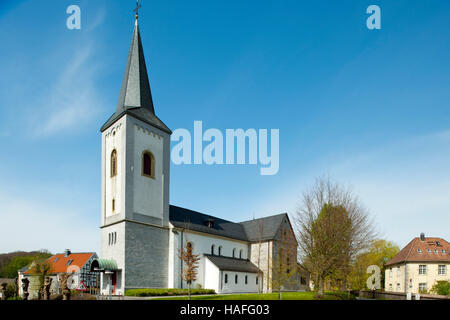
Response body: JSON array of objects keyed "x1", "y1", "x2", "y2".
[
  {"x1": 125, "y1": 288, "x2": 215, "y2": 297},
  {"x1": 431, "y1": 281, "x2": 450, "y2": 296}
]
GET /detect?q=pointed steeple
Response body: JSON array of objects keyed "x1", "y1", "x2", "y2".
[
  {"x1": 116, "y1": 20, "x2": 154, "y2": 114},
  {"x1": 101, "y1": 19, "x2": 171, "y2": 134}
]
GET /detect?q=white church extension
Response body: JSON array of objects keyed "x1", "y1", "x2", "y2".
[{"x1": 94, "y1": 18, "x2": 307, "y2": 296}]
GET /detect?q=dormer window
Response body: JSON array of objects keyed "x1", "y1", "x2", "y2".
[
  {"x1": 442, "y1": 249, "x2": 446, "y2": 254},
  {"x1": 66, "y1": 259, "x2": 73, "y2": 266},
  {"x1": 434, "y1": 249, "x2": 439, "y2": 254},
  {"x1": 427, "y1": 249, "x2": 432, "y2": 254},
  {"x1": 417, "y1": 248, "x2": 422, "y2": 254},
  {"x1": 206, "y1": 219, "x2": 215, "y2": 228}
]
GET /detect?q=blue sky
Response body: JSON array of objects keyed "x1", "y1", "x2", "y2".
[{"x1": 0, "y1": 0, "x2": 449, "y2": 254}]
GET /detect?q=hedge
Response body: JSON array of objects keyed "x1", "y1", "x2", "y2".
[{"x1": 125, "y1": 288, "x2": 216, "y2": 297}]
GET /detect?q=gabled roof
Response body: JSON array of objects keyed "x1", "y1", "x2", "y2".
[
  {"x1": 204, "y1": 254, "x2": 260, "y2": 273},
  {"x1": 386, "y1": 237, "x2": 450, "y2": 266},
  {"x1": 101, "y1": 20, "x2": 171, "y2": 134},
  {"x1": 169, "y1": 206, "x2": 290, "y2": 243},
  {"x1": 240, "y1": 214, "x2": 288, "y2": 242},
  {"x1": 25, "y1": 252, "x2": 96, "y2": 274},
  {"x1": 169, "y1": 205, "x2": 248, "y2": 242}
]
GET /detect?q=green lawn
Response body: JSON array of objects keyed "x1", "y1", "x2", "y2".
[{"x1": 151, "y1": 291, "x2": 355, "y2": 300}]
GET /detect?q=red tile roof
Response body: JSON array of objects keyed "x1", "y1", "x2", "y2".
[
  {"x1": 25, "y1": 252, "x2": 94, "y2": 274},
  {"x1": 386, "y1": 237, "x2": 450, "y2": 266}
]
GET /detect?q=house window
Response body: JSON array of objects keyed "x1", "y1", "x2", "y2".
[
  {"x1": 300, "y1": 276, "x2": 307, "y2": 285},
  {"x1": 232, "y1": 248, "x2": 236, "y2": 258},
  {"x1": 224, "y1": 274, "x2": 228, "y2": 284},
  {"x1": 66, "y1": 259, "x2": 73, "y2": 266},
  {"x1": 239, "y1": 249, "x2": 243, "y2": 259},
  {"x1": 397, "y1": 266, "x2": 400, "y2": 277},
  {"x1": 218, "y1": 246, "x2": 222, "y2": 256},
  {"x1": 235, "y1": 275, "x2": 238, "y2": 284},
  {"x1": 426, "y1": 249, "x2": 431, "y2": 254},
  {"x1": 389, "y1": 284, "x2": 392, "y2": 291},
  {"x1": 389, "y1": 268, "x2": 392, "y2": 278},
  {"x1": 142, "y1": 151, "x2": 155, "y2": 178},
  {"x1": 442, "y1": 249, "x2": 446, "y2": 254},
  {"x1": 114, "y1": 232, "x2": 117, "y2": 244},
  {"x1": 438, "y1": 265, "x2": 446, "y2": 275},
  {"x1": 108, "y1": 233, "x2": 111, "y2": 245},
  {"x1": 434, "y1": 249, "x2": 439, "y2": 254},
  {"x1": 417, "y1": 248, "x2": 422, "y2": 254},
  {"x1": 256, "y1": 276, "x2": 258, "y2": 285},
  {"x1": 111, "y1": 150, "x2": 117, "y2": 177},
  {"x1": 112, "y1": 199, "x2": 115, "y2": 212},
  {"x1": 396, "y1": 283, "x2": 400, "y2": 292},
  {"x1": 419, "y1": 265, "x2": 427, "y2": 275},
  {"x1": 211, "y1": 245, "x2": 215, "y2": 255},
  {"x1": 419, "y1": 283, "x2": 427, "y2": 292}
]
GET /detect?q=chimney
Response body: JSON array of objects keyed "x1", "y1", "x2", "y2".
[
  {"x1": 420, "y1": 233, "x2": 425, "y2": 242},
  {"x1": 64, "y1": 249, "x2": 71, "y2": 257}
]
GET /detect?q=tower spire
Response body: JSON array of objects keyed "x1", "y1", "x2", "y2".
[
  {"x1": 101, "y1": 11, "x2": 171, "y2": 134},
  {"x1": 116, "y1": 18, "x2": 154, "y2": 114}
]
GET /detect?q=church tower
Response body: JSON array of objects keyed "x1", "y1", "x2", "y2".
[{"x1": 99, "y1": 18, "x2": 171, "y2": 294}]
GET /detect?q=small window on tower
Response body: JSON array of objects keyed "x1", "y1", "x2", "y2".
[
  {"x1": 142, "y1": 151, "x2": 155, "y2": 179},
  {"x1": 112, "y1": 199, "x2": 115, "y2": 213},
  {"x1": 111, "y1": 150, "x2": 117, "y2": 177}
]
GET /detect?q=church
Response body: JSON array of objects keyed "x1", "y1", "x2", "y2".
[{"x1": 93, "y1": 16, "x2": 308, "y2": 296}]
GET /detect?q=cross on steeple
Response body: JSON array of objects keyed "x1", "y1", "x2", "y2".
[{"x1": 133, "y1": 0, "x2": 142, "y2": 20}]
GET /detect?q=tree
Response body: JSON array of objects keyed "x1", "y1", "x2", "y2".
[
  {"x1": 0, "y1": 250, "x2": 52, "y2": 279},
  {"x1": 294, "y1": 177, "x2": 376, "y2": 298},
  {"x1": 430, "y1": 281, "x2": 450, "y2": 296},
  {"x1": 178, "y1": 242, "x2": 200, "y2": 300},
  {"x1": 28, "y1": 254, "x2": 53, "y2": 299},
  {"x1": 348, "y1": 239, "x2": 399, "y2": 290}
]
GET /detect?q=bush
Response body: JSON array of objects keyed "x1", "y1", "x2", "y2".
[
  {"x1": 125, "y1": 288, "x2": 216, "y2": 297},
  {"x1": 6, "y1": 283, "x2": 17, "y2": 299},
  {"x1": 431, "y1": 281, "x2": 450, "y2": 296}
]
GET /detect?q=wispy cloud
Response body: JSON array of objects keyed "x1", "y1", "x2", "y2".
[{"x1": 31, "y1": 43, "x2": 104, "y2": 137}]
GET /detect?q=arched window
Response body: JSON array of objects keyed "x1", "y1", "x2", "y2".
[
  {"x1": 218, "y1": 246, "x2": 222, "y2": 256},
  {"x1": 142, "y1": 151, "x2": 155, "y2": 178},
  {"x1": 235, "y1": 275, "x2": 238, "y2": 284},
  {"x1": 232, "y1": 248, "x2": 236, "y2": 258},
  {"x1": 111, "y1": 150, "x2": 117, "y2": 177},
  {"x1": 211, "y1": 245, "x2": 215, "y2": 255},
  {"x1": 239, "y1": 249, "x2": 243, "y2": 259},
  {"x1": 245, "y1": 275, "x2": 248, "y2": 285},
  {"x1": 224, "y1": 274, "x2": 228, "y2": 284}
]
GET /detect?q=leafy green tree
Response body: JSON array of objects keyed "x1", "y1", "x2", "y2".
[
  {"x1": 0, "y1": 251, "x2": 52, "y2": 279},
  {"x1": 295, "y1": 177, "x2": 376, "y2": 298},
  {"x1": 348, "y1": 239, "x2": 399, "y2": 290},
  {"x1": 431, "y1": 281, "x2": 450, "y2": 296}
]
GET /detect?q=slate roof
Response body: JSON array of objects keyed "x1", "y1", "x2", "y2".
[
  {"x1": 204, "y1": 254, "x2": 260, "y2": 273},
  {"x1": 169, "y1": 205, "x2": 248, "y2": 242},
  {"x1": 169, "y1": 205, "x2": 288, "y2": 243},
  {"x1": 101, "y1": 20, "x2": 171, "y2": 134},
  {"x1": 240, "y1": 214, "x2": 287, "y2": 242},
  {"x1": 385, "y1": 237, "x2": 450, "y2": 266}
]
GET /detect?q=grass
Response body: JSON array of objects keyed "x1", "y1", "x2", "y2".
[{"x1": 150, "y1": 291, "x2": 355, "y2": 300}]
